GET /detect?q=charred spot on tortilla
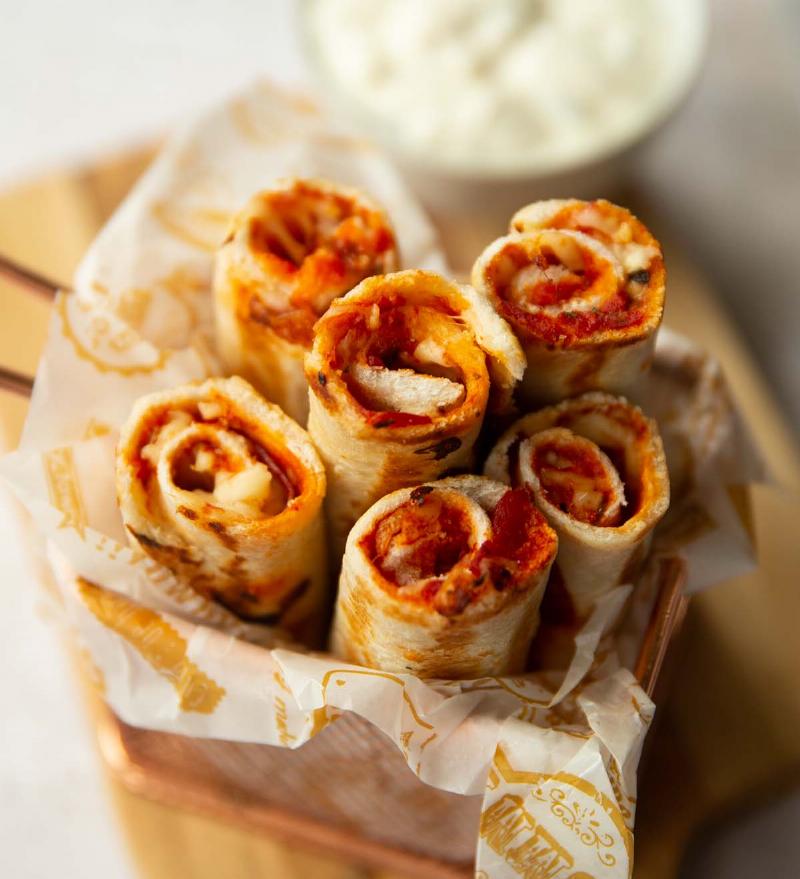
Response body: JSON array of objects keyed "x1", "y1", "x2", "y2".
[
  {"x1": 414, "y1": 436, "x2": 462, "y2": 460},
  {"x1": 410, "y1": 485, "x2": 435, "y2": 505},
  {"x1": 128, "y1": 527, "x2": 200, "y2": 566}
]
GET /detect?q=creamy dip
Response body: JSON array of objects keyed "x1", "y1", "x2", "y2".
[{"x1": 305, "y1": 0, "x2": 704, "y2": 173}]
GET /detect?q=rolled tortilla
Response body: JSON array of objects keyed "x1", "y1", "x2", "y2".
[
  {"x1": 305, "y1": 269, "x2": 525, "y2": 557},
  {"x1": 116, "y1": 376, "x2": 328, "y2": 640},
  {"x1": 472, "y1": 198, "x2": 665, "y2": 406},
  {"x1": 214, "y1": 178, "x2": 398, "y2": 424},
  {"x1": 484, "y1": 392, "x2": 669, "y2": 622},
  {"x1": 331, "y1": 475, "x2": 557, "y2": 678}
]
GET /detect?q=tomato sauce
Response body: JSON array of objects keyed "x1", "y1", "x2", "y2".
[
  {"x1": 242, "y1": 182, "x2": 397, "y2": 347},
  {"x1": 363, "y1": 494, "x2": 473, "y2": 586},
  {"x1": 530, "y1": 438, "x2": 618, "y2": 526},
  {"x1": 469, "y1": 488, "x2": 556, "y2": 583},
  {"x1": 485, "y1": 237, "x2": 646, "y2": 346},
  {"x1": 363, "y1": 486, "x2": 555, "y2": 612}
]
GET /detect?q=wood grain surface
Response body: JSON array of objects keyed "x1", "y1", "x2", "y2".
[{"x1": 1, "y1": 150, "x2": 799, "y2": 879}]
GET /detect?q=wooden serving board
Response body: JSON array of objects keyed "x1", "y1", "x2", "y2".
[{"x1": 1, "y1": 149, "x2": 799, "y2": 879}]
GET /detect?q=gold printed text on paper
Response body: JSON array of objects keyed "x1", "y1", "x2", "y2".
[
  {"x1": 480, "y1": 795, "x2": 593, "y2": 879},
  {"x1": 150, "y1": 202, "x2": 230, "y2": 253},
  {"x1": 57, "y1": 294, "x2": 171, "y2": 376},
  {"x1": 320, "y1": 668, "x2": 437, "y2": 758},
  {"x1": 43, "y1": 447, "x2": 88, "y2": 540},
  {"x1": 490, "y1": 746, "x2": 631, "y2": 870},
  {"x1": 78, "y1": 579, "x2": 225, "y2": 714}
]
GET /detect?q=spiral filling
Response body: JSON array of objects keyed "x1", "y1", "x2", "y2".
[
  {"x1": 242, "y1": 181, "x2": 396, "y2": 346},
  {"x1": 522, "y1": 428, "x2": 626, "y2": 527},
  {"x1": 482, "y1": 228, "x2": 652, "y2": 346},
  {"x1": 135, "y1": 403, "x2": 298, "y2": 518},
  {"x1": 325, "y1": 294, "x2": 485, "y2": 428},
  {"x1": 368, "y1": 492, "x2": 475, "y2": 587},
  {"x1": 361, "y1": 485, "x2": 556, "y2": 616},
  {"x1": 512, "y1": 199, "x2": 661, "y2": 278}
]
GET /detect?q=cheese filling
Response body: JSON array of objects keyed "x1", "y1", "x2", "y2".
[
  {"x1": 511, "y1": 200, "x2": 661, "y2": 282},
  {"x1": 520, "y1": 427, "x2": 626, "y2": 527},
  {"x1": 331, "y1": 300, "x2": 481, "y2": 422},
  {"x1": 140, "y1": 406, "x2": 292, "y2": 518},
  {"x1": 504, "y1": 230, "x2": 623, "y2": 315}
]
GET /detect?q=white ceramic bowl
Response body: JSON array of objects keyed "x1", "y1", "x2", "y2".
[{"x1": 299, "y1": 0, "x2": 708, "y2": 240}]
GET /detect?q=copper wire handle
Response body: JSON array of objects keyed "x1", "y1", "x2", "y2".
[
  {"x1": 0, "y1": 251, "x2": 65, "y2": 397},
  {"x1": 0, "y1": 251, "x2": 65, "y2": 299},
  {"x1": 0, "y1": 364, "x2": 34, "y2": 398},
  {"x1": 634, "y1": 556, "x2": 688, "y2": 697}
]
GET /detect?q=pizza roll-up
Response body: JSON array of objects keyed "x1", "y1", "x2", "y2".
[
  {"x1": 305, "y1": 269, "x2": 525, "y2": 557},
  {"x1": 116, "y1": 376, "x2": 328, "y2": 639},
  {"x1": 331, "y1": 475, "x2": 557, "y2": 678},
  {"x1": 214, "y1": 178, "x2": 398, "y2": 425},
  {"x1": 485, "y1": 392, "x2": 669, "y2": 622},
  {"x1": 472, "y1": 199, "x2": 665, "y2": 406}
]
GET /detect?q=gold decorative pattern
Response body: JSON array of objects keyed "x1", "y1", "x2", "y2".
[
  {"x1": 319, "y1": 668, "x2": 438, "y2": 763},
  {"x1": 321, "y1": 668, "x2": 434, "y2": 730},
  {"x1": 461, "y1": 677, "x2": 554, "y2": 706},
  {"x1": 547, "y1": 789, "x2": 615, "y2": 867},
  {"x1": 57, "y1": 294, "x2": 171, "y2": 376},
  {"x1": 43, "y1": 447, "x2": 88, "y2": 540},
  {"x1": 606, "y1": 760, "x2": 634, "y2": 826},
  {"x1": 103, "y1": 285, "x2": 153, "y2": 329},
  {"x1": 491, "y1": 746, "x2": 632, "y2": 869},
  {"x1": 150, "y1": 202, "x2": 229, "y2": 252},
  {"x1": 82, "y1": 418, "x2": 112, "y2": 440},
  {"x1": 90, "y1": 266, "x2": 210, "y2": 341},
  {"x1": 274, "y1": 696, "x2": 295, "y2": 746},
  {"x1": 230, "y1": 98, "x2": 291, "y2": 147},
  {"x1": 229, "y1": 85, "x2": 319, "y2": 146},
  {"x1": 309, "y1": 706, "x2": 342, "y2": 737},
  {"x1": 77, "y1": 645, "x2": 107, "y2": 696},
  {"x1": 310, "y1": 131, "x2": 377, "y2": 154},
  {"x1": 480, "y1": 794, "x2": 588, "y2": 879},
  {"x1": 272, "y1": 669, "x2": 297, "y2": 745},
  {"x1": 77, "y1": 578, "x2": 225, "y2": 714},
  {"x1": 414, "y1": 731, "x2": 438, "y2": 773},
  {"x1": 273, "y1": 669, "x2": 291, "y2": 694}
]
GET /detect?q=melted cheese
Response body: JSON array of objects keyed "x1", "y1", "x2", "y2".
[{"x1": 213, "y1": 463, "x2": 275, "y2": 514}]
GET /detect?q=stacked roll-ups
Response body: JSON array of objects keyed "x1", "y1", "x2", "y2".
[
  {"x1": 214, "y1": 178, "x2": 398, "y2": 424},
  {"x1": 115, "y1": 182, "x2": 673, "y2": 680},
  {"x1": 472, "y1": 199, "x2": 665, "y2": 406},
  {"x1": 305, "y1": 269, "x2": 525, "y2": 558},
  {"x1": 485, "y1": 392, "x2": 669, "y2": 622},
  {"x1": 331, "y1": 476, "x2": 558, "y2": 678},
  {"x1": 116, "y1": 376, "x2": 328, "y2": 641}
]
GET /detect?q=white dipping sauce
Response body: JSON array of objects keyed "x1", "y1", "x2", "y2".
[{"x1": 305, "y1": 0, "x2": 703, "y2": 173}]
